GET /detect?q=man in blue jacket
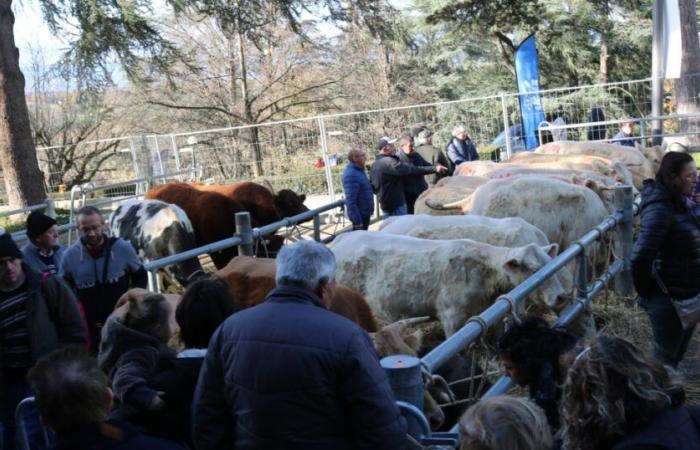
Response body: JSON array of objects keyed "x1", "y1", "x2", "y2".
[
  {"x1": 192, "y1": 240, "x2": 407, "y2": 450},
  {"x1": 342, "y1": 148, "x2": 374, "y2": 230}
]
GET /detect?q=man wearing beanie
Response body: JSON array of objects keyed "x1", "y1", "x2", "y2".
[
  {"x1": 59, "y1": 206, "x2": 147, "y2": 352},
  {"x1": 0, "y1": 228, "x2": 86, "y2": 449},
  {"x1": 21, "y1": 211, "x2": 65, "y2": 275}
]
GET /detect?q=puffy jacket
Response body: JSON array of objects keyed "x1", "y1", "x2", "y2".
[
  {"x1": 192, "y1": 284, "x2": 407, "y2": 450},
  {"x1": 370, "y1": 152, "x2": 436, "y2": 212},
  {"x1": 631, "y1": 180, "x2": 700, "y2": 299},
  {"x1": 342, "y1": 163, "x2": 374, "y2": 226},
  {"x1": 446, "y1": 137, "x2": 478, "y2": 166},
  {"x1": 613, "y1": 406, "x2": 700, "y2": 450}
]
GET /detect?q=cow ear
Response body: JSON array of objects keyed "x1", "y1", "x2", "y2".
[
  {"x1": 300, "y1": 194, "x2": 306, "y2": 202},
  {"x1": 542, "y1": 243, "x2": 559, "y2": 259},
  {"x1": 503, "y1": 251, "x2": 524, "y2": 273},
  {"x1": 584, "y1": 179, "x2": 600, "y2": 192},
  {"x1": 403, "y1": 330, "x2": 423, "y2": 353}
]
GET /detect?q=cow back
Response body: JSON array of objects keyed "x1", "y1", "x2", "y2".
[{"x1": 215, "y1": 256, "x2": 377, "y2": 332}]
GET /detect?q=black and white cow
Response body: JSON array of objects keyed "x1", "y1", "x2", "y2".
[{"x1": 109, "y1": 199, "x2": 204, "y2": 286}]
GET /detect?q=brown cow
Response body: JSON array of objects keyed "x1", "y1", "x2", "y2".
[
  {"x1": 215, "y1": 255, "x2": 377, "y2": 332},
  {"x1": 145, "y1": 183, "x2": 248, "y2": 268},
  {"x1": 191, "y1": 181, "x2": 309, "y2": 225}
]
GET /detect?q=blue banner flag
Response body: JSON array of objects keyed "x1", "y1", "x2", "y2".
[{"x1": 514, "y1": 34, "x2": 545, "y2": 150}]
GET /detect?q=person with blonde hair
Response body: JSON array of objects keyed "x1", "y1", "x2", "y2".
[
  {"x1": 458, "y1": 395, "x2": 553, "y2": 450},
  {"x1": 560, "y1": 335, "x2": 700, "y2": 450},
  {"x1": 447, "y1": 124, "x2": 478, "y2": 167}
]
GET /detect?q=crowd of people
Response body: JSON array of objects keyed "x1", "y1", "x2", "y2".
[{"x1": 1, "y1": 124, "x2": 699, "y2": 449}]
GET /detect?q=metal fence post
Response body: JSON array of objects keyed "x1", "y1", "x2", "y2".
[
  {"x1": 614, "y1": 186, "x2": 635, "y2": 296},
  {"x1": 147, "y1": 270, "x2": 160, "y2": 293},
  {"x1": 235, "y1": 212, "x2": 254, "y2": 256},
  {"x1": 381, "y1": 355, "x2": 425, "y2": 439},
  {"x1": 128, "y1": 136, "x2": 141, "y2": 180},
  {"x1": 45, "y1": 199, "x2": 55, "y2": 219},
  {"x1": 317, "y1": 116, "x2": 336, "y2": 202},
  {"x1": 313, "y1": 214, "x2": 321, "y2": 242},
  {"x1": 576, "y1": 250, "x2": 588, "y2": 299},
  {"x1": 500, "y1": 92, "x2": 512, "y2": 160},
  {"x1": 171, "y1": 134, "x2": 182, "y2": 174}
]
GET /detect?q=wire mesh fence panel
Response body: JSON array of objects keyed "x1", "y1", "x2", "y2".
[{"x1": 36, "y1": 136, "x2": 139, "y2": 198}]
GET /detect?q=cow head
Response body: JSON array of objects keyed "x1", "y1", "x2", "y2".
[
  {"x1": 274, "y1": 190, "x2": 309, "y2": 218},
  {"x1": 502, "y1": 243, "x2": 568, "y2": 310}
]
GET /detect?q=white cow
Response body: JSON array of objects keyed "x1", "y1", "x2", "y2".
[
  {"x1": 414, "y1": 176, "x2": 487, "y2": 215},
  {"x1": 534, "y1": 141, "x2": 655, "y2": 188},
  {"x1": 467, "y1": 176, "x2": 610, "y2": 279},
  {"x1": 331, "y1": 232, "x2": 567, "y2": 336},
  {"x1": 377, "y1": 214, "x2": 550, "y2": 249}
]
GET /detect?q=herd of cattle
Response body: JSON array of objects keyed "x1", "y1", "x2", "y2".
[{"x1": 103, "y1": 140, "x2": 662, "y2": 430}]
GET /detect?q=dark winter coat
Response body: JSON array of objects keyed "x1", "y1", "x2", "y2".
[
  {"x1": 55, "y1": 419, "x2": 187, "y2": 450},
  {"x1": 612, "y1": 406, "x2": 700, "y2": 450},
  {"x1": 631, "y1": 180, "x2": 700, "y2": 299},
  {"x1": 370, "y1": 152, "x2": 435, "y2": 212},
  {"x1": 342, "y1": 163, "x2": 375, "y2": 226},
  {"x1": 446, "y1": 137, "x2": 478, "y2": 166},
  {"x1": 0, "y1": 266, "x2": 86, "y2": 401},
  {"x1": 192, "y1": 284, "x2": 407, "y2": 450},
  {"x1": 397, "y1": 150, "x2": 431, "y2": 197},
  {"x1": 415, "y1": 143, "x2": 452, "y2": 185}
]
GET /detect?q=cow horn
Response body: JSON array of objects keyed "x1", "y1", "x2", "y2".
[
  {"x1": 425, "y1": 198, "x2": 462, "y2": 211},
  {"x1": 381, "y1": 316, "x2": 432, "y2": 334}
]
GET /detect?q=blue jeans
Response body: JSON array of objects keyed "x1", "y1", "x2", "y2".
[
  {"x1": 638, "y1": 292, "x2": 696, "y2": 367},
  {"x1": 1, "y1": 379, "x2": 53, "y2": 450},
  {"x1": 382, "y1": 204, "x2": 407, "y2": 218}
]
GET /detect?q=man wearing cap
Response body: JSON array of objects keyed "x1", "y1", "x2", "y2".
[
  {"x1": 0, "y1": 228, "x2": 85, "y2": 449},
  {"x1": 22, "y1": 211, "x2": 65, "y2": 275},
  {"x1": 59, "y1": 205, "x2": 146, "y2": 351},
  {"x1": 396, "y1": 135, "x2": 437, "y2": 214},
  {"x1": 370, "y1": 136, "x2": 446, "y2": 217},
  {"x1": 415, "y1": 128, "x2": 453, "y2": 186}
]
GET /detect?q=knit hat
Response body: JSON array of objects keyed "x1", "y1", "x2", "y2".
[
  {"x1": 0, "y1": 228, "x2": 22, "y2": 259},
  {"x1": 26, "y1": 211, "x2": 56, "y2": 240}
]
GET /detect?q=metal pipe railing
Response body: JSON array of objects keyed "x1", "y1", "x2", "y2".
[
  {"x1": 144, "y1": 200, "x2": 346, "y2": 291},
  {"x1": 421, "y1": 186, "x2": 633, "y2": 374}
]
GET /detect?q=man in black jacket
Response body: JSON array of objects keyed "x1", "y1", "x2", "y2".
[
  {"x1": 397, "y1": 134, "x2": 447, "y2": 214},
  {"x1": 370, "y1": 136, "x2": 446, "y2": 217},
  {"x1": 192, "y1": 240, "x2": 407, "y2": 450}
]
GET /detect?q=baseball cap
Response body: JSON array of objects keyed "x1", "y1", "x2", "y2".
[{"x1": 377, "y1": 136, "x2": 398, "y2": 151}]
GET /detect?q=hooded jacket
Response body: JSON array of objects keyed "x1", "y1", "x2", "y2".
[
  {"x1": 192, "y1": 284, "x2": 407, "y2": 450},
  {"x1": 631, "y1": 180, "x2": 700, "y2": 299}
]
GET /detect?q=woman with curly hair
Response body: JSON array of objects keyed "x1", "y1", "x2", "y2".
[
  {"x1": 560, "y1": 335, "x2": 700, "y2": 450},
  {"x1": 458, "y1": 395, "x2": 553, "y2": 450},
  {"x1": 497, "y1": 316, "x2": 578, "y2": 431},
  {"x1": 631, "y1": 150, "x2": 700, "y2": 366}
]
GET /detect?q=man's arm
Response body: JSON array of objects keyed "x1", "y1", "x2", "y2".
[
  {"x1": 339, "y1": 329, "x2": 407, "y2": 450},
  {"x1": 386, "y1": 158, "x2": 436, "y2": 176},
  {"x1": 192, "y1": 328, "x2": 235, "y2": 450},
  {"x1": 112, "y1": 347, "x2": 162, "y2": 409}
]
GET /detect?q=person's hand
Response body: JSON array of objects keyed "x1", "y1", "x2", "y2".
[
  {"x1": 435, "y1": 164, "x2": 448, "y2": 173},
  {"x1": 147, "y1": 392, "x2": 167, "y2": 411}
]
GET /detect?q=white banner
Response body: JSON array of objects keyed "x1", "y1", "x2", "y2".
[{"x1": 663, "y1": 0, "x2": 682, "y2": 79}]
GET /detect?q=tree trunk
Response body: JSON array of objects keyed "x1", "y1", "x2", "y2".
[
  {"x1": 0, "y1": 0, "x2": 47, "y2": 207},
  {"x1": 675, "y1": 0, "x2": 700, "y2": 145}
]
